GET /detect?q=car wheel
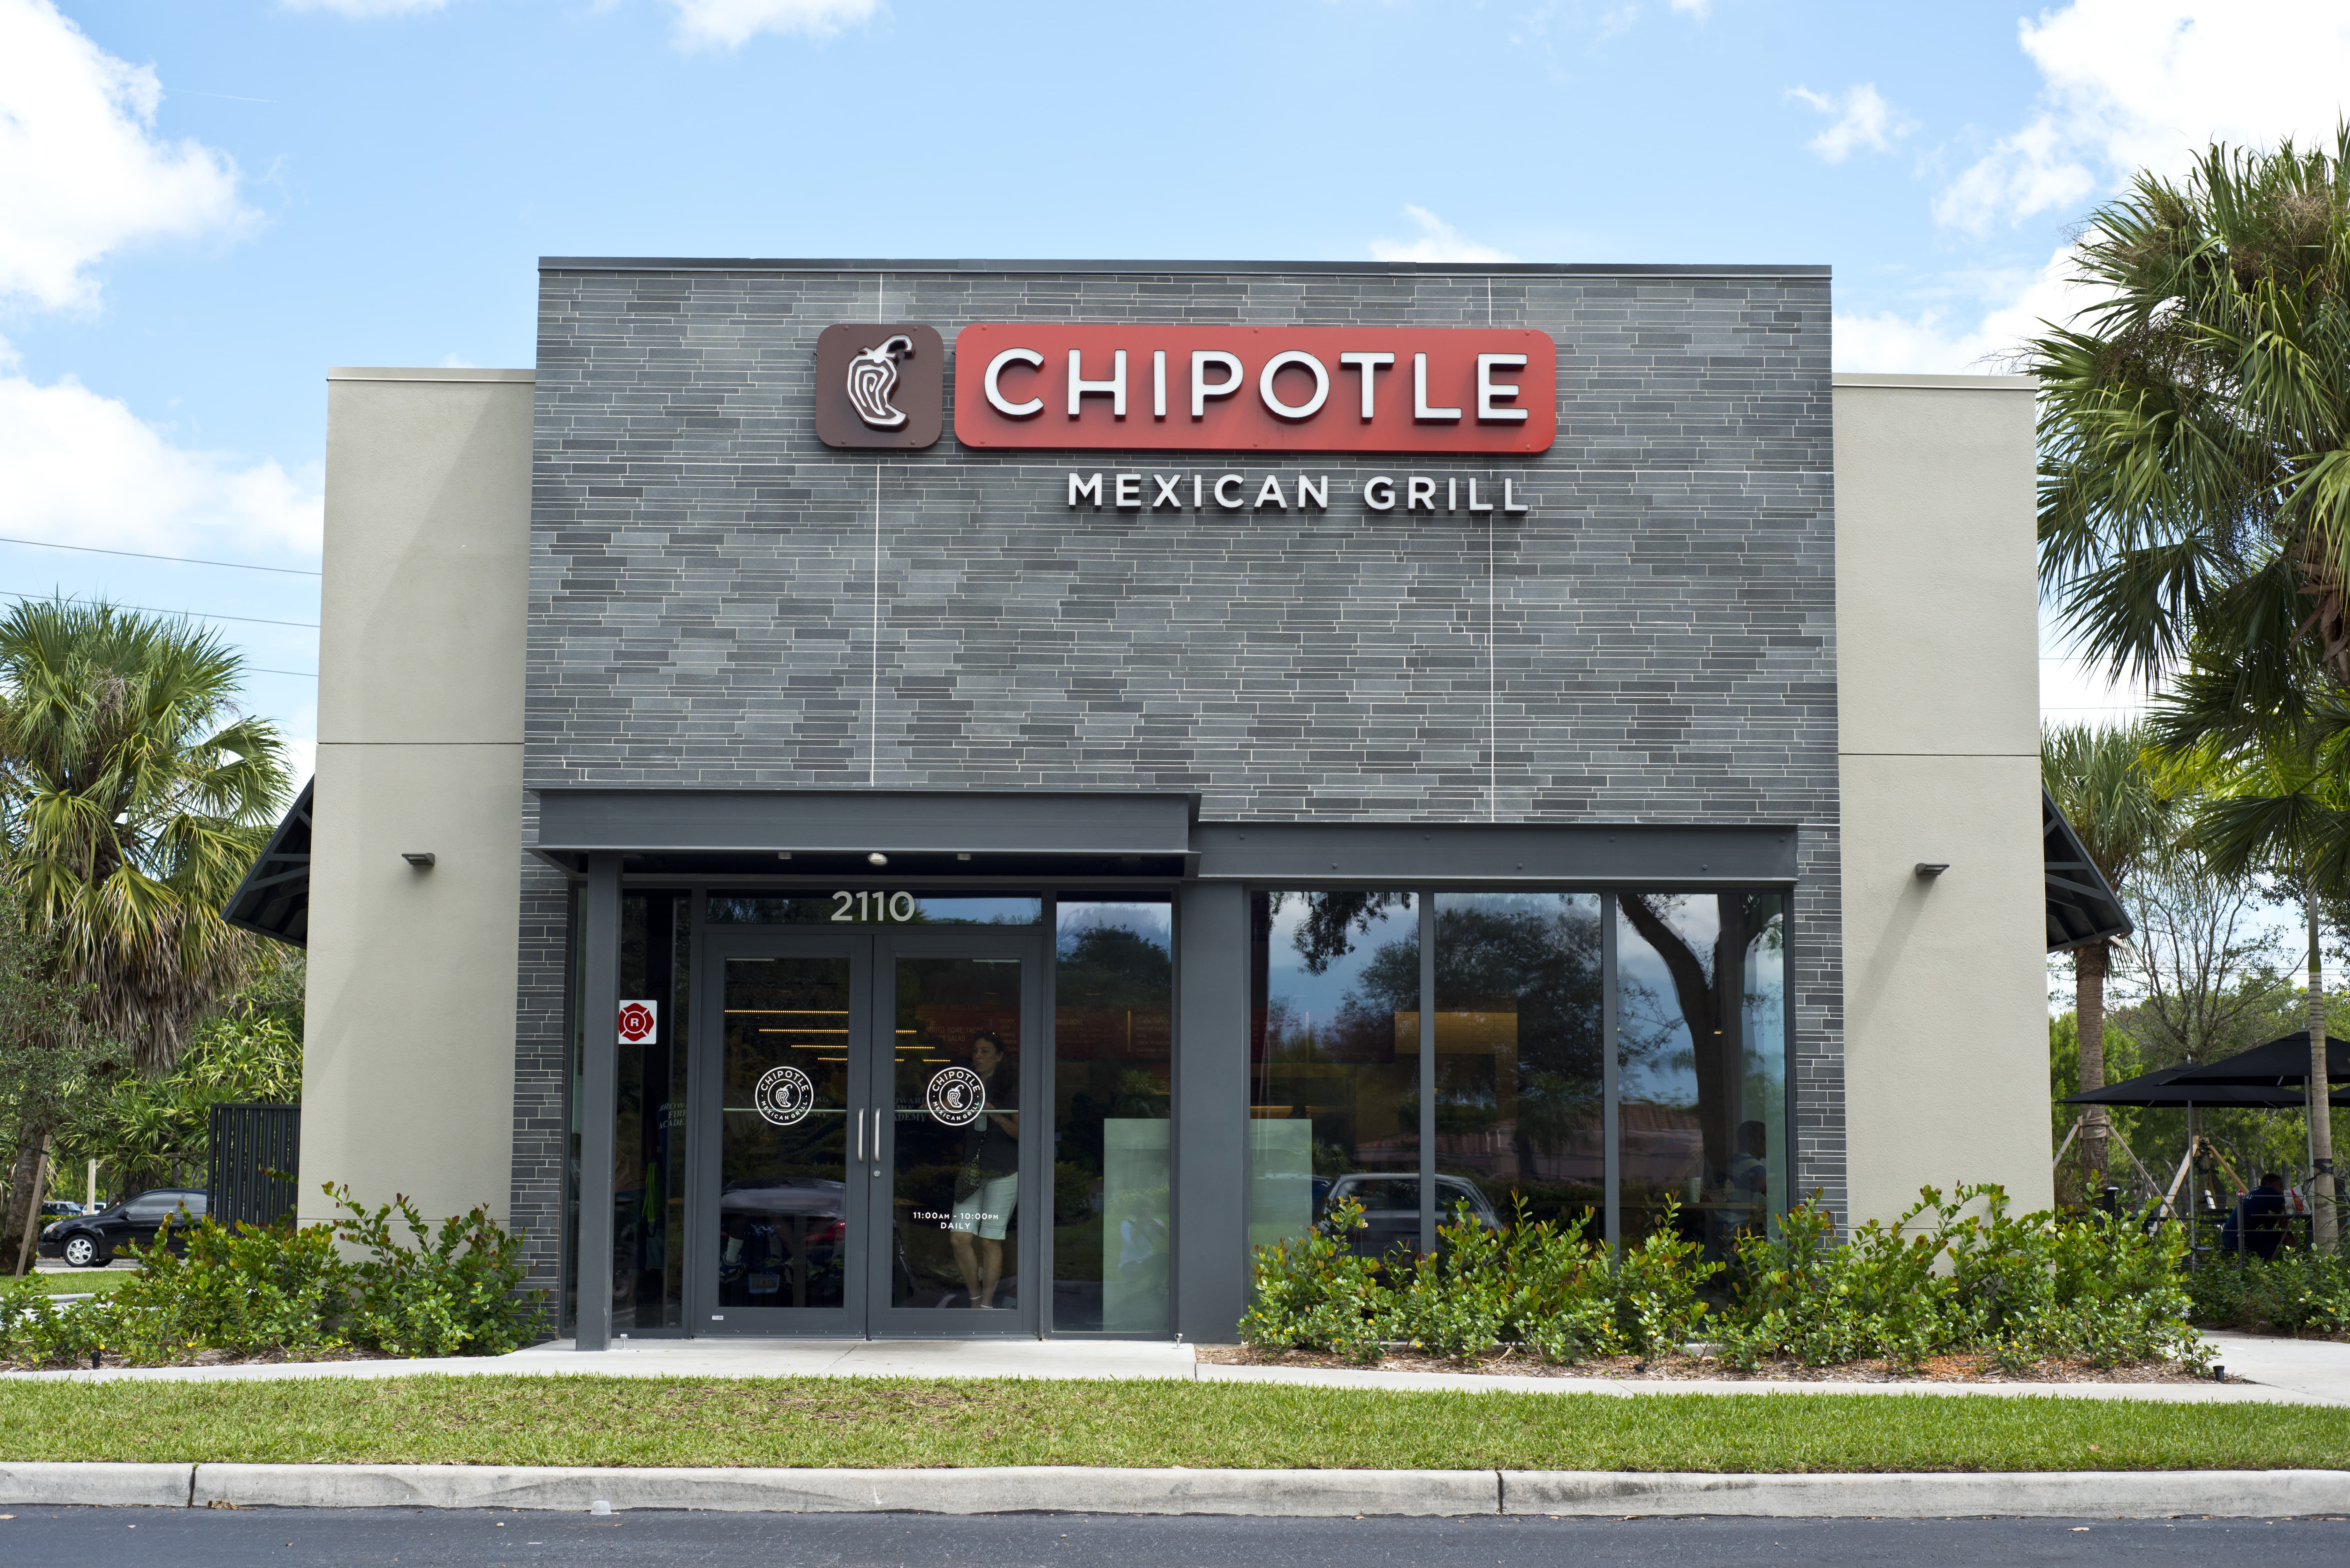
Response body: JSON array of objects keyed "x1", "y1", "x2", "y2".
[{"x1": 61, "y1": 1233, "x2": 102, "y2": 1268}]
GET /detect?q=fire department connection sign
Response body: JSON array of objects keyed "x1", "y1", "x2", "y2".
[
  {"x1": 950, "y1": 325, "x2": 1556, "y2": 455},
  {"x1": 616, "y1": 1000, "x2": 657, "y2": 1045}
]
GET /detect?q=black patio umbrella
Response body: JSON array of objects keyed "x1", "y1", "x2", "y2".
[
  {"x1": 2162, "y1": 1032, "x2": 2350, "y2": 1090},
  {"x1": 2064, "y1": 1062, "x2": 2350, "y2": 1109}
]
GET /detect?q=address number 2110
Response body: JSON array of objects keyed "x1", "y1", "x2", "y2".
[{"x1": 834, "y1": 891, "x2": 919, "y2": 923}]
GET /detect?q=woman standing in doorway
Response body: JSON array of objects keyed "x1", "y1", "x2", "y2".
[{"x1": 948, "y1": 1030, "x2": 1019, "y2": 1308}]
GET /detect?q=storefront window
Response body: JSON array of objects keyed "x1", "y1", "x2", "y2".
[
  {"x1": 1249, "y1": 892, "x2": 1420, "y2": 1261},
  {"x1": 1615, "y1": 893, "x2": 1788, "y2": 1259},
  {"x1": 1051, "y1": 901, "x2": 1172, "y2": 1332},
  {"x1": 615, "y1": 890, "x2": 690, "y2": 1331},
  {"x1": 1432, "y1": 893, "x2": 1604, "y2": 1237}
]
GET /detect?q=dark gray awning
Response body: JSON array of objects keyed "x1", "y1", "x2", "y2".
[
  {"x1": 2045, "y1": 787, "x2": 2132, "y2": 953},
  {"x1": 223, "y1": 778, "x2": 312, "y2": 948}
]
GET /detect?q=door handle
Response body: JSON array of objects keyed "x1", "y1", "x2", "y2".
[
  {"x1": 853, "y1": 1108, "x2": 864, "y2": 1165},
  {"x1": 871, "y1": 1109, "x2": 883, "y2": 1177}
]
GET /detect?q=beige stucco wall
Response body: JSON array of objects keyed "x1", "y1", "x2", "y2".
[
  {"x1": 1834, "y1": 373, "x2": 2050, "y2": 1229},
  {"x1": 299, "y1": 368, "x2": 532, "y2": 1228}
]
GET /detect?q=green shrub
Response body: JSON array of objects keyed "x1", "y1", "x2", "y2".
[
  {"x1": 1237, "y1": 1196, "x2": 1388, "y2": 1363},
  {"x1": 2188, "y1": 1247, "x2": 2350, "y2": 1338},
  {"x1": 0, "y1": 1184, "x2": 543, "y2": 1368},
  {"x1": 1246, "y1": 1179, "x2": 2211, "y2": 1374}
]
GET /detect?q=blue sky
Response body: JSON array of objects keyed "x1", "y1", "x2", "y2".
[{"x1": 3, "y1": 0, "x2": 2348, "y2": 783}]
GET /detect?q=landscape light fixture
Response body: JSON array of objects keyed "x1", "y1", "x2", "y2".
[
  {"x1": 1914, "y1": 862, "x2": 1949, "y2": 878},
  {"x1": 402, "y1": 852, "x2": 437, "y2": 869}
]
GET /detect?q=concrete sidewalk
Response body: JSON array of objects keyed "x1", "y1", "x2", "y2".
[
  {"x1": 4, "y1": 1461, "x2": 2349, "y2": 1517},
  {"x1": 6, "y1": 1332, "x2": 2345, "y2": 1406}
]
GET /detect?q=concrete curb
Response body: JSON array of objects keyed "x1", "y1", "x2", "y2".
[
  {"x1": 0, "y1": 1463, "x2": 193, "y2": 1508},
  {"x1": 5, "y1": 1463, "x2": 2350, "y2": 1516},
  {"x1": 1501, "y1": 1469, "x2": 2350, "y2": 1517}
]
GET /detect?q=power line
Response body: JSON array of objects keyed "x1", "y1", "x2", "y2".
[
  {"x1": 1, "y1": 590, "x2": 317, "y2": 629},
  {"x1": 0, "y1": 535, "x2": 320, "y2": 577}
]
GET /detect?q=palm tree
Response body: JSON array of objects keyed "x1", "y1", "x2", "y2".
[
  {"x1": 2153, "y1": 710, "x2": 2348, "y2": 1246},
  {"x1": 2042, "y1": 722, "x2": 2172, "y2": 1181},
  {"x1": 2031, "y1": 130, "x2": 2350, "y2": 1246},
  {"x1": 0, "y1": 600, "x2": 290, "y2": 1268}
]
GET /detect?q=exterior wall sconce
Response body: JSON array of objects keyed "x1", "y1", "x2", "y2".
[
  {"x1": 1914, "y1": 862, "x2": 1948, "y2": 878},
  {"x1": 402, "y1": 852, "x2": 437, "y2": 869}
]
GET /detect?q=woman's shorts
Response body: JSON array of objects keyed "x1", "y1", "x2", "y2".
[{"x1": 949, "y1": 1173, "x2": 1018, "y2": 1241}]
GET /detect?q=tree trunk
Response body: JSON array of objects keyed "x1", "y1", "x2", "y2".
[
  {"x1": 2310, "y1": 896, "x2": 2338, "y2": 1249},
  {"x1": 2076, "y1": 941, "x2": 2110, "y2": 1182},
  {"x1": 0, "y1": 1127, "x2": 49, "y2": 1276}
]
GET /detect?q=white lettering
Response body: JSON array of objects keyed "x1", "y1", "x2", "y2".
[
  {"x1": 1115, "y1": 472, "x2": 1142, "y2": 508},
  {"x1": 1504, "y1": 478, "x2": 1529, "y2": 514},
  {"x1": 1069, "y1": 349, "x2": 1127, "y2": 418},
  {"x1": 1214, "y1": 473, "x2": 1246, "y2": 509},
  {"x1": 1467, "y1": 478, "x2": 1492, "y2": 513},
  {"x1": 1068, "y1": 472, "x2": 1103, "y2": 507},
  {"x1": 1364, "y1": 476, "x2": 1395, "y2": 511},
  {"x1": 1151, "y1": 473, "x2": 1183, "y2": 509},
  {"x1": 1258, "y1": 351, "x2": 1330, "y2": 420},
  {"x1": 1297, "y1": 474, "x2": 1328, "y2": 509},
  {"x1": 1339, "y1": 351, "x2": 1394, "y2": 419},
  {"x1": 1477, "y1": 353, "x2": 1529, "y2": 423},
  {"x1": 1192, "y1": 473, "x2": 1203, "y2": 508},
  {"x1": 1254, "y1": 474, "x2": 1287, "y2": 509},
  {"x1": 985, "y1": 348, "x2": 1045, "y2": 418},
  {"x1": 1406, "y1": 475, "x2": 1437, "y2": 511},
  {"x1": 1413, "y1": 353, "x2": 1462, "y2": 422},
  {"x1": 1153, "y1": 350, "x2": 1168, "y2": 419},
  {"x1": 1192, "y1": 351, "x2": 1243, "y2": 418},
  {"x1": 1448, "y1": 477, "x2": 1457, "y2": 512}
]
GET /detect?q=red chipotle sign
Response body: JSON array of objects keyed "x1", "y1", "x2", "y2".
[{"x1": 950, "y1": 325, "x2": 1556, "y2": 454}]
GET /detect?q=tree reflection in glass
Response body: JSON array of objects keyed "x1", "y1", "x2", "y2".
[{"x1": 1616, "y1": 893, "x2": 1788, "y2": 1259}]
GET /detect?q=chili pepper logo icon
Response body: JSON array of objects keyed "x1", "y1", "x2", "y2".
[{"x1": 846, "y1": 334, "x2": 915, "y2": 429}]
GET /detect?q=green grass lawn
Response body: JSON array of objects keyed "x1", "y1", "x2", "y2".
[
  {"x1": 24, "y1": 1270, "x2": 134, "y2": 1296},
  {"x1": 0, "y1": 1376, "x2": 2345, "y2": 1471}
]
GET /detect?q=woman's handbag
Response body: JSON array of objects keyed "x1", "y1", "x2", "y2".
[{"x1": 954, "y1": 1159, "x2": 985, "y2": 1201}]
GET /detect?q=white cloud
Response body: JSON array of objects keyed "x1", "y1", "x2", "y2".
[
  {"x1": 0, "y1": 342, "x2": 322, "y2": 558},
  {"x1": 0, "y1": 0, "x2": 252, "y2": 309},
  {"x1": 1668, "y1": 0, "x2": 1710, "y2": 15},
  {"x1": 663, "y1": 0, "x2": 879, "y2": 49},
  {"x1": 1369, "y1": 206, "x2": 1519, "y2": 264},
  {"x1": 1788, "y1": 83, "x2": 1910, "y2": 163},
  {"x1": 1935, "y1": 0, "x2": 2350, "y2": 234},
  {"x1": 279, "y1": 0, "x2": 451, "y2": 14},
  {"x1": 1834, "y1": 247, "x2": 2093, "y2": 373}
]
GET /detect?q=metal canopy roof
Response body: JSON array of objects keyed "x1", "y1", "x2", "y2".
[
  {"x1": 222, "y1": 778, "x2": 311, "y2": 948},
  {"x1": 2044, "y1": 787, "x2": 2133, "y2": 953}
]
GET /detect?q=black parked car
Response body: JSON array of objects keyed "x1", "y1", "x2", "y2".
[{"x1": 39, "y1": 1188, "x2": 207, "y2": 1267}]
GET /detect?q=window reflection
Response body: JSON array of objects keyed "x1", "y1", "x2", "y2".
[
  {"x1": 1616, "y1": 893, "x2": 1788, "y2": 1259},
  {"x1": 1248, "y1": 892, "x2": 1420, "y2": 1261},
  {"x1": 1052, "y1": 901, "x2": 1172, "y2": 1333},
  {"x1": 1433, "y1": 893, "x2": 1604, "y2": 1238}
]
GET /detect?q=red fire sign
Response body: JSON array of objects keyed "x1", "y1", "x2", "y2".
[
  {"x1": 951, "y1": 325, "x2": 1555, "y2": 454},
  {"x1": 616, "y1": 1000, "x2": 658, "y2": 1045}
]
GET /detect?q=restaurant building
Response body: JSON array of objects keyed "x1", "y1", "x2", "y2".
[{"x1": 228, "y1": 258, "x2": 2082, "y2": 1347}]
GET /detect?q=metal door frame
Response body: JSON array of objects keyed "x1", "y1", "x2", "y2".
[
  {"x1": 864, "y1": 925, "x2": 1046, "y2": 1339},
  {"x1": 687, "y1": 928, "x2": 873, "y2": 1337},
  {"x1": 687, "y1": 923, "x2": 1046, "y2": 1339}
]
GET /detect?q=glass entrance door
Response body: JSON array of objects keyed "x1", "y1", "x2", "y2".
[
  {"x1": 868, "y1": 931, "x2": 1039, "y2": 1335},
  {"x1": 693, "y1": 925, "x2": 1040, "y2": 1338}
]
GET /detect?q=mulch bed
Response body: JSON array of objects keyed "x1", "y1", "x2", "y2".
[{"x1": 1196, "y1": 1345, "x2": 2208, "y2": 1384}]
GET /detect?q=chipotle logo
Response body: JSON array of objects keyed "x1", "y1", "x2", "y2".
[
  {"x1": 951, "y1": 325, "x2": 1555, "y2": 454},
  {"x1": 815, "y1": 323, "x2": 944, "y2": 449}
]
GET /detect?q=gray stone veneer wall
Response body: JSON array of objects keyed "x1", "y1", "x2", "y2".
[{"x1": 514, "y1": 262, "x2": 1842, "y2": 1299}]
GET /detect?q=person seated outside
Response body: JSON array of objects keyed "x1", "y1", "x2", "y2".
[{"x1": 2240, "y1": 1172, "x2": 2289, "y2": 1261}]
